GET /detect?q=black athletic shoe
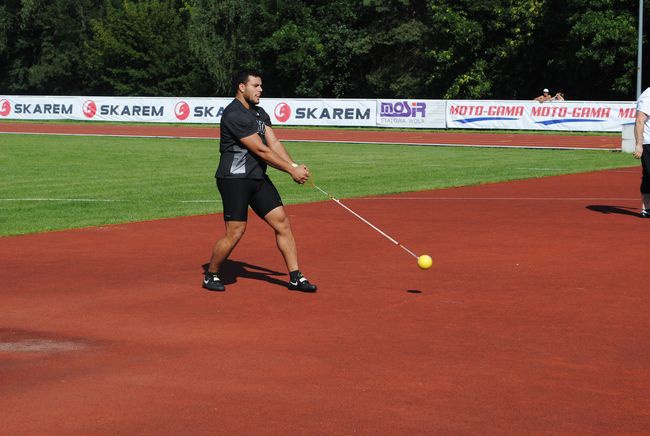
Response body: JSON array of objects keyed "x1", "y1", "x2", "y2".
[
  {"x1": 641, "y1": 209, "x2": 650, "y2": 218},
  {"x1": 288, "y1": 274, "x2": 317, "y2": 292},
  {"x1": 202, "y1": 272, "x2": 225, "y2": 291}
]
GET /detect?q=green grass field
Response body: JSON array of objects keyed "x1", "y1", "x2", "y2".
[{"x1": 1, "y1": 133, "x2": 635, "y2": 236}]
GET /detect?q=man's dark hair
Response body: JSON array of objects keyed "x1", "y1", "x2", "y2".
[{"x1": 233, "y1": 70, "x2": 262, "y2": 93}]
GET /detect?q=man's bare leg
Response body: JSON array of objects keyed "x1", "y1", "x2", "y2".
[
  {"x1": 264, "y1": 206, "x2": 298, "y2": 271},
  {"x1": 203, "y1": 221, "x2": 247, "y2": 291},
  {"x1": 641, "y1": 193, "x2": 650, "y2": 217},
  {"x1": 207, "y1": 221, "x2": 247, "y2": 273},
  {"x1": 264, "y1": 206, "x2": 317, "y2": 291}
]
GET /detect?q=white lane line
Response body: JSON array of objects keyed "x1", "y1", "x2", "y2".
[
  {"x1": 0, "y1": 198, "x2": 125, "y2": 202},
  {"x1": 184, "y1": 196, "x2": 639, "y2": 202},
  {"x1": 0, "y1": 131, "x2": 216, "y2": 140},
  {"x1": 0, "y1": 131, "x2": 618, "y2": 150},
  {"x1": 0, "y1": 339, "x2": 86, "y2": 352},
  {"x1": 515, "y1": 168, "x2": 566, "y2": 170},
  {"x1": 2, "y1": 197, "x2": 638, "y2": 203},
  {"x1": 353, "y1": 197, "x2": 639, "y2": 201},
  {"x1": 278, "y1": 139, "x2": 617, "y2": 151},
  {"x1": 2, "y1": 198, "x2": 216, "y2": 203},
  {"x1": 179, "y1": 200, "x2": 214, "y2": 203}
]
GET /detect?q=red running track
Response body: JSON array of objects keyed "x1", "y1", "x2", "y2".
[
  {"x1": 1, "y1": 168, "x2": 648, "y2": 434},
  {"x1": 0, "y1": 121, "x2": 620, "y2": 149}
]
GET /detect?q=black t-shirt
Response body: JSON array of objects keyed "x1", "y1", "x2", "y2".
[{"x1": 216, "y1": 99, "x2": 272, "y2": 179}]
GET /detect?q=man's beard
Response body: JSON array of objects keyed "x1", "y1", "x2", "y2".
[{"x1": 245, "y1": 95, "x2": 259, "y2": 106}]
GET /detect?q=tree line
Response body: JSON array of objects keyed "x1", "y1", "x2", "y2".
[{"x1": 0, "y1": 0, "x2": 643, "y2": 100}]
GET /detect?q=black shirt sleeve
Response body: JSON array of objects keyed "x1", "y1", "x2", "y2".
[
  {"x1": 224, "y1": 108, "x2": 258, "y2": 140},
  {"x1": 258, "y1": 107, "x2": 272, "y2": 127}
]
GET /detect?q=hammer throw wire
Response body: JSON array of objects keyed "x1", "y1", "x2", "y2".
[{"x1": 312, "y1": 184, "x2": 419, "y2": 259}]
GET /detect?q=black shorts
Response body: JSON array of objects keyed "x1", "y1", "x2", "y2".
[
  {"x1": 216, "y1": 176, "x2": 283, "y2": 221},
  {"x1": 642, "y1": 144, "x2": 650, "y2": 194}
]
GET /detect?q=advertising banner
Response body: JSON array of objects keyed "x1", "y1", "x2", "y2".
[
  {"x1": 446, "y1": 100, "x2": 636, "y2": 132},
  {"x1": 0, "y1": 95, "x2": 79, "y2": 121},
  {"x1": 167, "y1": 97, "x2": 232, "y2": 123},
  {"x1": 0, "y1": 95, "x2": 236, "y2": 123},
  {"x1": 376, "y1": 99, "x2": 446, "y2": 128},
  {"x1": 261, "y1": 98, "x2": 376, "y2": 127},
  {"x1": 0, "y1": 96, "x2": 378, "y2": 127},
  {"x1": 0, "y1": 95, "x2": 637, "y2": 132}
]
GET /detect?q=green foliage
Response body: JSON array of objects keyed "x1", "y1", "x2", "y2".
[
  {"x1": 84, "y1": 0, "x2": 209, "y2": 96},
  {"x1": 0, "y1": 4, "x2": 10, "y2": 54},
  {"x1": 524, "y1": 0, "x2": 638, "y2": 100},
  {"x1": 0, "y1": 0, "x2": 642, "y2": 99},
  {"x1": 0, "y1": 0, "x2": 103, "y2": 94},
  {"x1": 426, "y1": 0, "x2": 546, "y2": 98},
  {"x1": 186, "y1": 0, "x2": 264, "y2": 96},
  {"x1": 568, "y1": 8, "x2": 637, "y2": 96}
]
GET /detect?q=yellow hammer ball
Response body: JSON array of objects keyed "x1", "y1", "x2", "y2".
[{"x1": 417, "y1": 255, "x2": 433, "y2": 270}]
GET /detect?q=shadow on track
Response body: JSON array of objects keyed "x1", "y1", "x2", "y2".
[
  {"x1": 586, "y1": 205, "x2": 640, "y2": 217},
  {"x1": 202, "y1": 260, "x2": 288, "y2": 288}
]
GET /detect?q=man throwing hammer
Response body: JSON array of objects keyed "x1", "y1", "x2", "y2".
[{"x1": 203, "y1": 70, "x2": 318, "y2": 292}]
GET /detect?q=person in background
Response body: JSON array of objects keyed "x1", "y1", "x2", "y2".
[
  {"x1": 552, "y1": 92, "x2": 565, "y2": 101},
  {"x1": 535, "y1": 88, "x2": 553, "y2": 102},
  {"x1": 634, "y1": 87, "x2": 650, "y2": 218}
]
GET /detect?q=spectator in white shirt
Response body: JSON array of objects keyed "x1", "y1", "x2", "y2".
[{"x1": 634, "y1": 87, "x2": 650, "y2": 218}]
